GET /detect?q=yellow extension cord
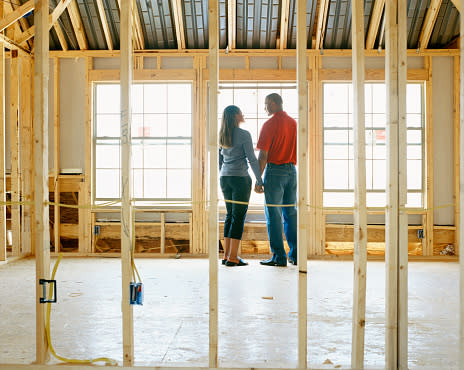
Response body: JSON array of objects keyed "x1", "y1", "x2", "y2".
[{"x1": 45, "y1": 254, "x2": 118, "y2": 366}]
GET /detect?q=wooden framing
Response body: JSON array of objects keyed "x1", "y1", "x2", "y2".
[
  {"x1": 366, "y1": 0, "x2": 385, "y2": 49},
  {"x1": 120, "y1": 0, "x2": 134, "y2": 365},
  {"x1": 208, "y1": 0, "x2": 219, "y2": 366},
  {"x1": 279, "y1": 0, "x2": 290, "y2": 50},
  {"x1": 385, "y1": 0, "x2": 408, "y2": 367},
  {"x1": 16, "y1": 0, "x2": 73, "y2": 46},
  {"x1": 418, "y1": 0, "x2": 442, "y2": 51},
  {"x1": 33, "y1": 0, "x2": 51, "y2": 363},
  {"x1": 0, "y1": 0, "x2": 33, "y2": 32},
  {"x1": 454, "y1": 55, "x2": 460, "y2": 256},
  {"x1": 315, "y1": 0, "x2": 330, "y2": 50},
  {"x1": 296, "y1": 0, "x2": 308, "y2": 366},
  {"x1": 227, "y1": 0, "x2": 236, "y2": 49},
  {"x1": 351, "y1": 0, "x2": 367, "y2": 366},
  {"x1": 117, "y1": 0, "x2": 144, "y2": 50},
  {"x1": 0, "y1": 2, "x2": 5, "y2": 262},
  {"x1": 67, "y1": 0, "x2": 88, "y2": 50},
  {"x1": 451, "y1": 0, "x2": 460, "y2": 12},
  {"x1": 95, "y1": 0, "x2": 113, "y2": 50},
  {"x1": 10, "y1": 50, "x2": 20, "y2": 257},
  {"x1": 425, "y1": 56, "x2": 434, "y2": 256},
  {"x1": 54, "y1": 58, "x2": 60, "y2": 253},
  {"x1": 460, "y1": 1, "x2": 464, "y2": 365},
  {"x1": 20, "y1": 56, "x2": 33, "y2": 255},
  {"x1": 172, "y1": 0, "x2": 186, "y2": 49}
]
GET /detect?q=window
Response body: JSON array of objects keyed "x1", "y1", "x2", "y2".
[
  {"x1": 218, "y1": 82, "x2": 299, "y2": 206},
  {"x1": 94, "y1": 83, "x2": 192, "y2": 201},
  {"x1": 323, "y1": 83, "x2": 424, "y2": 208}
]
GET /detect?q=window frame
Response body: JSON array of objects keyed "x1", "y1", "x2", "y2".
[{"x1": 92, "y1": 81, "x2": 194, "y2": 204}]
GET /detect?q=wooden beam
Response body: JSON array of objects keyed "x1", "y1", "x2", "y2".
[
  {"x1": 0, "y1": 3, "x2": 5, "y2": 262},
  {"x1": 16, "y1": 0, "x2": 73, "y2": 46},
  {"x1": 279, "y1": 0, "x2": 290, "y2": 49},
  {"x1": 67, "y1": 0, "x2": 88, "y2": 50},
  {"x1": 10, "y1": 51, "x2": 20, "y2": 257},
  {"x1": 120, "y1": 0, "x2": 134, "y2": 365},
  {"x1": 3, "y1": 1, "x2": 31, "y2": 51},
  {"x1": 20, "y1": 56, "x2": 33, "y2": 256},
  {"x1": 227, "y1": 0, "x2": 236, "y2": 49},
  {"x1": 425, "y1": 56, "x2": 434, "y2": 257},
  {"x1": 460, "y1": 1, "x2": 464, "y2": 365},
  {"x1": 208, "y1": 0, "x2": 219, "y2": 367},
  {"x1": 33, "y1": 0, "x2": 50, "y2": 363},
  {"x1": 0, "y1": 33, "x2": 30, "y2": 53},
  {"x1": 315, "y1": 0, "x2": 330, "y2": 49},
  {"x1": 0, "y1": 0, "x2": 33, "y2": 32},
  {"x1": 366, "y1": 0, "x2": 385, "y2": 49},
  {"x1": 351, "y1": 0, "x2": 367, "y2": 367},
  {"x1": 418, "y1": 0, "x2": 442, "y2": 51},
  {"x1": 132, "y1": 0, "x2": 144, "y2": 50},
  {"x1": 53, "y1": 58, "x2": 60, "y2": 253},
  {"x1": 454, "y1": 56, "x2": 460, "y2": 256},
  {"x1": 95, "y1": 0, "x2": 113, "y2": 50},
  {"x1": 172, "y1": 0, "x2": 186, "y2": 49},
  {"x1": 296, "y1": 0, "x2": 308, "y2": 366},
  {"x1": 53, "y1": 23, "x2": 69, "y2": 51}
]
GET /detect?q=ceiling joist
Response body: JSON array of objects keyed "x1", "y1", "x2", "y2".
[
  {"x1": 132, "y1": 1, "x2": 145, "y2": 49},
  {"x1": 16, "y1": 0, "x2": 73, "y2": 46},
  {"x1": 418, "y1": 0, "x2": 442, "y2": 50},
  {"x1": 172, "y1": 0, "x2": 186, "y2": 49},
  {"x1": 279, "y1": 0, "x2": 290, "y2": 49},
  {"x1": 227, "y1": 0, "x2": 236, "y2": 49},
  {"x1": 315, "y1": 0, "x2": 330, "y2": 50},
  {"x1": 366, "y1": 0, "x2": 385, "y2": 49},
  {"x1": 96, "y1": 0, "x2": 113, "y2": 50},
  {"x1": 54, "y1": 23, "x2": 69, "y2": 51},
  {"x1": 67, "y1": 0, "x2": 88, "y2": 50}
]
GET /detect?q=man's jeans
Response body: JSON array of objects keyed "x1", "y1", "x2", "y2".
[{"x1": 263, "y1": 163, "x2": 297, "y2": 264}]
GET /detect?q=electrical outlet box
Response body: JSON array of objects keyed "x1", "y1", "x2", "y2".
[
  {"x1": 94, "y1": 225, "x2": 100, "y2": 235},
  {"x1": 130, "y1": 282, "x2": 143, "y2": 305},
  {"x1": 417, "y1": 229, "x2": 424, "y2": 239}
]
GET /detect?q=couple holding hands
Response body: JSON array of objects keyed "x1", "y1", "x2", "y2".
[{"x1": 219, "y1": 93, "x2": 298, "y2": 267}]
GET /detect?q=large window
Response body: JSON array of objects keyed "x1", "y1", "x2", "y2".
[
  {"x1": 323, "y1": 83, "x2": 424, "y2": 208},
  {"x1": 218, "y1": 82, "x2": 299, "y2": 206},
  {"x1": 94, "y1": 83, "x2": 192, "y2": 201}
]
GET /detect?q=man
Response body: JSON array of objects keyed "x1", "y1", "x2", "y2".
[{"x1": 255, "y1": 93, "x2": 297, "y2": 267}]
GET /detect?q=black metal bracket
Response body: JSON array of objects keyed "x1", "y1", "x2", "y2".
[{"x1": 39, "y1": 279, "x2": 57, "y2": 303}]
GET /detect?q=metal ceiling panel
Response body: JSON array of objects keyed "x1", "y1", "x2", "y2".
[
  {"x1": 183, "y1": 0, "x2": 209, "y2": 49},
  {"x1": 287, "y1": 0, "x2": 317, "y2": 49},
  {"x1": 236, "y1": 0, "x2": 280, "y2": 49},
  {"x1": 324, "y1": 0, "x2": 351, "y2": 49},
  {"x1": 406, "y1": 0, "x2": 429, "y2": 49},
  {"x1": 429, "y1": 0, "x2": 459, "y2": 48},
  {"x1": 49, "y1": 0, "x2": 81, "y2": 50},
  {"x1": 76, "y1": 0, "x2": 108, "y2": 49},
  {"x1": 140, "y1": 0, "x2": 176, "y2": 49}
]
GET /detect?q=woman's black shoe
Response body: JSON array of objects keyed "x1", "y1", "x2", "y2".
[
  {"x1": 225, "y1": 257, "x2": 248, "y2": 266},
  {"x1": 222, "y1": 259, "x2": 227, "y2": 265}
]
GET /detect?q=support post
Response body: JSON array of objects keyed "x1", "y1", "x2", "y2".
[
  {"x1": 10, "y1": 49, "x2": 20, "y2": 256},
  {"x1": 34, "y1": 0, "x2": 50, "y2": 363},
  {"x1": 459, "y1": 0, "x2": 464, "y2": 365},
  {"x1": 454, "y1": 55, "x2": 460, "y2": 256},
  {"x1": 53, "y1": 57, "x2": 60, "y2": 253},
  {"x1": 20, "y1": 56, "x2": 33, "y2": 255},
  {"x1": 351, "y1": 0, "x2": 367, "y2": 367},
  {"x1": 208, "y1": 0, "x2": 219, "y2": 366},
  {"x1": 0, "y1": 3, "x2": 5, "y2": 262},
  {"x1": 425, "y1": 56, "x2": 434, "y2": 256},
  {"x1": 296, "y1": 0, "x2": 308, "y2": 366},
  {"x1": 385, "y1": 0, "x2": 408, "y2": 368},
  {"x1": 120, "y1": 0, "x2": 134, "y2": 365}
]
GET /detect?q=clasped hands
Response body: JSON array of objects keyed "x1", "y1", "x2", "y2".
[{"x1": 254, "y1": 184, "x2": 264, "y2": 193}]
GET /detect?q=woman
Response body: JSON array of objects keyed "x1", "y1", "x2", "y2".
[{"x1": 219, "y1": 105, "x2": 263, "y2": 266}]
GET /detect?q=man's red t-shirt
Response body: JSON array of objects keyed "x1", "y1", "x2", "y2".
[{"x1": 256, "y1": 111, "x2": 297, "y2": 165}]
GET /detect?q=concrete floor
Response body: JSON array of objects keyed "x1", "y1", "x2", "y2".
[{"x1": 0, "y1": 257, "x2": 459, "y2": 369}]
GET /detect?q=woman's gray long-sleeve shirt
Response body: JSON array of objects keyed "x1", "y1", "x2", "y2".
[{"x1": 219, "y1": 128, "x2": 263, "y2": 186}]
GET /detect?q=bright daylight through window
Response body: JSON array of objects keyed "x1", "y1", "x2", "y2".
[
  {"x1": 94, "y1": 83, "x2": 192, "y2": 202},
  {"x1": 323, "y1": 83, "x2": 424, "y2": 208}
]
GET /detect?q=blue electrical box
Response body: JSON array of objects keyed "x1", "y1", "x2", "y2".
[{"x1": 129, "y1": 282, "x2": 143, "y2": 305}]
